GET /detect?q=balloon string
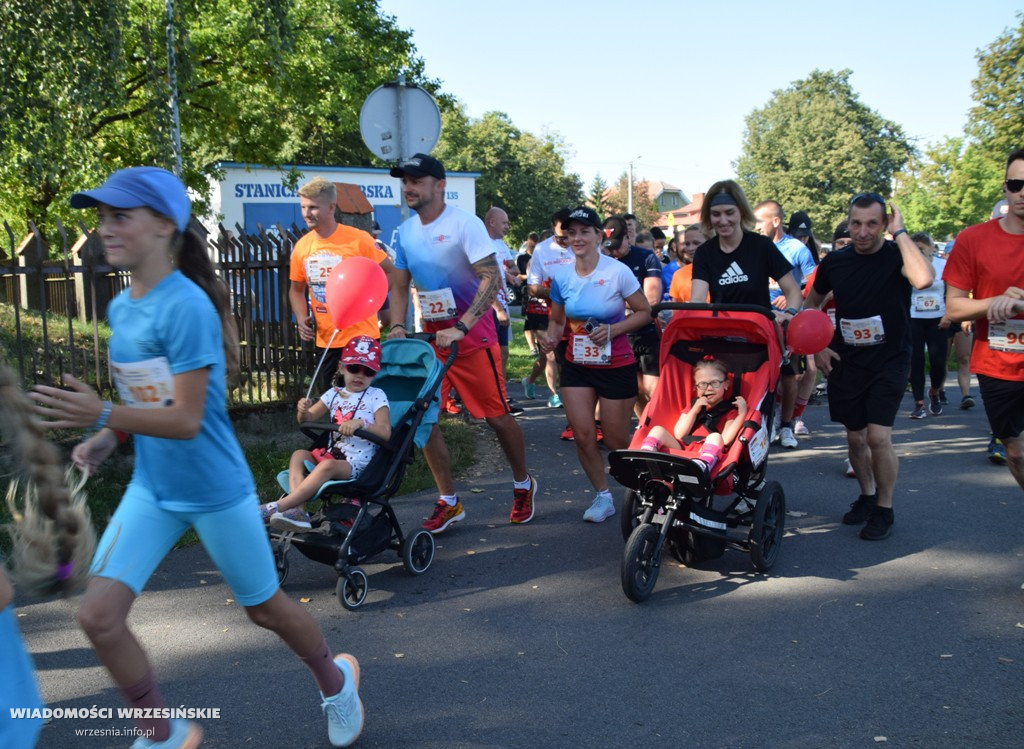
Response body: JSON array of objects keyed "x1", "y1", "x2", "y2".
[{"x1": 306, "y1": 329, "x2": 340, "y2": 402}]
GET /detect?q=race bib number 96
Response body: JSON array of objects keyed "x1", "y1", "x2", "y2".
[{"x1": 988, "y1": 320, "x2": 1024, "y2": 353}]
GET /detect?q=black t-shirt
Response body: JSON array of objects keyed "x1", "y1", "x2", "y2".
[
  {"x1": 812, "y1": 240, "x2": 912, "y2": 367},
  {"x1": 692, "y1": 231, "x2": 793, "y2": 310},
  {"x1": 616, "y1": 245, "x2": 661, "y2": 336}
]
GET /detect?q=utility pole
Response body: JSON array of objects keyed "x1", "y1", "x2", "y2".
[
  {"x1": 165, "y1": 0, "x2": 183, "y2": 177},
  {"x1": 628, "y1": 160, "x2": 634, "y2": 215}
]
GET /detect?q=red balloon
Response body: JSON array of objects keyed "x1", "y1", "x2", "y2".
[
  {"x1": 787, "y1": 309, "x2": 834, "y2": 355},
  {"x1": 324, "y1": 257, "x2": 388, "y2": 331}
]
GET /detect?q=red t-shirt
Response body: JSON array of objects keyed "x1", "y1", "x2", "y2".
[{"x1": 943, "y1": 218, "x2": 1024, "y2": 381}]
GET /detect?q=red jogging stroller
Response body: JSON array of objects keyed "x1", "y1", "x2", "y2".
[{"x1": 609, "y1": 303, "x2": 787, "y2": 602}]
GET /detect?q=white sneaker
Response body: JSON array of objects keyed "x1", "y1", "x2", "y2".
[
  {"x1": 779, "y1": 427, "x2": 798, "y2": 449},
  {"x1": 583, "y1": 493, "x2": 616, "y2": 523},
  {"x1": 322, "y1": 654, "x2": 364, "y2": 748},
  {"x1": 793, "y1": 418, "x2": 809, "y2": 436},
  {"x1": 130, "y1": 720, "x2": 202, "y2": 748}
]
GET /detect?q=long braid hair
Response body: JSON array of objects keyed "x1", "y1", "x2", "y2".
[
  {"x1": 173, "y1": 225, "x2": 240, "y2": 388},
  {"x1": 1, "y1": 362, "x2": 95, "y2": 597}
]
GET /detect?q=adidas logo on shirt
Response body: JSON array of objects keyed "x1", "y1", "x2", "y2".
[{"x1": 718, "y1": 261, "x2": 749, "y2": 285}]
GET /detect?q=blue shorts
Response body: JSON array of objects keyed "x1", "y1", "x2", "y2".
[
  {"x1": 0, "y1": 605, "x2": 43, "y2": 748},
  {"x1": 92, "y1": 483, "x2": 279, "y2": 606}
]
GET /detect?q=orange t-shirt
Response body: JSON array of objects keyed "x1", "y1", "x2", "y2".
[
  {"x1": 943, "y1": 218, "x2": 1024, "y2": 381},
  {"x1": 289, "y1": 224, "x2": 387, "y2": 348},
  {"x1": 669, "y1": 264, "x2": 708, "y2": 302}
]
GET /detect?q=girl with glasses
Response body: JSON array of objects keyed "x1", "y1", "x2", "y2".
[
  {"x1": 640, "y1": 357, "x2": 748, "y2": 475},
  {"x1": 261, "y1": 336, "x2": 391, "y2": 531}
]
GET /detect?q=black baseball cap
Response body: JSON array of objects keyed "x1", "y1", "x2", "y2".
[
  {"x1": 788, "y1": 211, "x2": 812, "y2": 238},
  {"x1": 389, "y1": 153, "x2": 446, "y2": 180},
  {"x1": 563, "y1": 205, "x2": 603, "y2": 230},
  {"x1": 832, "y1": 220, "x2": 850, "y2": 242},
  {"x1": 602, "y1": 216, "x2": 627, "y2": 251}
]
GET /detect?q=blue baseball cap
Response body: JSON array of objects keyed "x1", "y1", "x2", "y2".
[{"x1": 70, "y1": 167, "x2": 191, "y2": 232}]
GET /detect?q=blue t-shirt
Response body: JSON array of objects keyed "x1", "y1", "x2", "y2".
[
  {"x1": 394, "y1": 205, "x2": 497, "y2": 354},
  {"x1": 0, "y1": 595, "x2": 43, "y2": 748},
  {"x1": 550, "y1": 254, "x2": 640, "y2": 366},
  {"x1": 108, "y1": 271, "x2": 255, "y2": 511},
  {"x1": 661, "y1": 260, "x2": 680, "y2": 301},
  {"x1": 769, "y1": 234, "x2": 816, "y2": 300}
]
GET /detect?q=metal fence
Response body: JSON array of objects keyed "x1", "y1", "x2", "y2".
[{"x1": 1, "y1": 219, "x2": 321, "y2": 406}]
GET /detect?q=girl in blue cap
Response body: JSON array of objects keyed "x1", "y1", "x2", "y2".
[{"x1": 30, "y1": 167, "x2": 363, "y2": 749}]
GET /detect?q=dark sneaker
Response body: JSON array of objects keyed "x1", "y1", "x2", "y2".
[
  {"x1": 842, "y1": 493, "x2": 877, "y2": 525},
  {"x1": 929, "y1": 394, "x2": 943, "y2": 416},
  {"x1": 960, "y1": 395, "x2": 975, "y2": 410},
  {"x1": 909, "y1": 405, "x2": 927, "y2": 419},
  {"x1": 860, "y1": 506, "x2": 894, "y2": 540},
  {"x1": 988, "y1": 437, "x2": 1007, "y2": 465},
  {"x1": 938, "y1": 389, "x2": 948, "y2": 405}
]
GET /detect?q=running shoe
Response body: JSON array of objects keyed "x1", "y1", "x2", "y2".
[
  {"x1": 442, "y1": 400, "x2": 463, "y2": 415},
  {"x1": 960, "y1": 395, "x2": 975, "y2": 410},
  {"x1": 322, "y1": 654, "x2": 363, "y2": 748},
  {"x1": 938, "y1": 389, "x2": 948, "y2": 405},
  {"x1": 793, "y1": 419, "x2": 810, "y2": 436},
  {"x1": 860, "y1": 506, "x2": 894, "y2": 541},
  {"x1": 270, "y1": 508, "x2": 312, "y2": 531},
  {"x1": 929, "y1": 394, "x2": 943, "y2": 416},
  {"x1": 130, "y1": 720, "x2": 202, "y2": 749},
  {"x1": 510, "y1": 475, "x2": 538, "y2": 524},
  {"x1": 779, "y1": 427, "x2": 798, "y2": 449},
  {"x1": 422, "y1": 499, "x2": 466, "y2": 534},
  {"x1": 506, "y1": 398, "x2": 524, "y2": 415},
  {"x1": 583, "y1": 493, "x2": 615, "y2": 523},
  {"x1": 547, "y1": 393, "x2": 563, "y2": 408},
  {"x1": 842, "y1": 493, "x2": 877, "y2": 525},
  {"x1": 845, "y1": 459, "x2": 856, "y2": 478},
  {"x1": 909, "y1": 404, "x2": 927, "y2": 419},
  {"x1": 988, "y1": 437, "x2": 1007, "y2": 465},
  {"x1": 595, "y1": 422, "x2": 604, "y2": 444},
  {"x1": 521, "y1": 376, "x2": 537, "y2": 400},
  {"x1": 560, "y1": 424, "x2": 574, "y2": 441},
  {"x1": 258, "y1": 502, "x2": 278, "y2": 524}
]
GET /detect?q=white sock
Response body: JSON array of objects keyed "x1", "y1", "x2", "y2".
[
  {"x1": 440, "y1": 494, "x2": 458, "y2": 506},
  {"x1": 513, "y1": 475, "x2": 532, "y2": 490}
]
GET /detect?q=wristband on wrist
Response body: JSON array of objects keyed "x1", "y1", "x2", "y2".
[
  {"x1": 784, "y1": 307, "x2": 799, "y2": 316},
  {"x1": 892, "y1": 228, "x2": 908, "y2": 239},
  {"x1": 94, "y1": 401, "x2": 113, "y2": 431},
  {"x1": 454, "y1": 320, "x2": 470, "y2": 335}
]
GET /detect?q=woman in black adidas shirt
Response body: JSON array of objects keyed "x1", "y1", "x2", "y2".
[{"x1": 689, "y1": 180, "x2": 803, "y2": 312}]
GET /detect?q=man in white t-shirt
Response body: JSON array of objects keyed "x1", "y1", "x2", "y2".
[
  {"x1": 387, "y1": 154, "x2": 539, "y2": 531},
  {"x1": 484, "y1": 207, "x2": 521, "y2": 397},
  {"x1": 527, "y1": 208, "x2": 575, "y2": 408}
]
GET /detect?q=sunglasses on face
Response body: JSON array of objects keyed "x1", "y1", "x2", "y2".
[
  {"x1": 1004, "y1": 179, "x2": 1024, "y2": 194},
  {"x1": 345, "y1": 364, "x2": 376, "y2": 377}
]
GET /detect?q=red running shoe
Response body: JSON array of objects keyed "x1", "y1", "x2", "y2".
[{"x1": 510, "y1": 475, "x2": 538, "y2": 524}]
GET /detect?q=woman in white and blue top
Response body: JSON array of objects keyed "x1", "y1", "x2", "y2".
[
  {"x1": 538, "y1": 206, "x2": 652, "y2": 524},
  {"x1": 31, "y1": 168, "x2": 364, "y2": 748},
  {"x1": 908, "y1": 232, "x2": 949, "y2": 419}
]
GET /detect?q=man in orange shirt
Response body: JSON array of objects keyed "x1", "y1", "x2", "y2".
[
  {"x1": 945, "y1": 148, "x2": 1024, "y2": 491},
  {"x1": 289, "y1": 177, "x2": 395, "y2": 393},
  {"x1": 669, "y1": 225, "x2": 708, "y2": 302}
]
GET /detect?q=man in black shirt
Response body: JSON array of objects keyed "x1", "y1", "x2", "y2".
[{"x1": 806, "y1": 193, "x2": 935, "y2": 541}]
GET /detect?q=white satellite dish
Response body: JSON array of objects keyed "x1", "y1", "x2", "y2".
[{"x1": 359, "y1": 82, "x2": 442, "y2": 162}]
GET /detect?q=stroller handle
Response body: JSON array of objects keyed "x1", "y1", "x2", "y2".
[
  {"x1": 653, "y1": 302, "x2": 788, "y2": 361},
  {"x1": 300, "y1": 422, "x2": 390, "y2": 449}
]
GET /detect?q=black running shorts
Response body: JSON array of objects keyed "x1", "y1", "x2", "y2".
[
  {"x1": 826, "y1": 356, "x2": 909, "y2": 431},
  {"x1": 559, "y1": 354, "x2": 638, "y2": 401},
  {"x1": 978, "y1": 374, "x2": 1024, "y2": 440}
]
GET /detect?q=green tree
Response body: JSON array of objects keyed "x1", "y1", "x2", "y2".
[
  {"x1": 588, "y1": 174, "x2": 609, "y2": 217},
  {"x1": 434, "y1": 108, "x2": 583, "y2": 242},
  {"x1": 0, "y1": 0, "x2": 428, "y2": 232},
  {"x1": 966, "y1": 13, "x2": 1024, "y2": 172},
  {"x1": 602, "y1": 173, "x2": 660, "y2": 229},
  {"x1": 734, "y1": 69, "x2": 912, "y2": 237}
]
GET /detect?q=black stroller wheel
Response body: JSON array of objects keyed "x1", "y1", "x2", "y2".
[
  {"x1": 621, "y1": 524, "x2": 661, "y2": 603},
  {"x1": 402, "y1": 530, "x2": 435, "y2": 576},
  {"x1": 619, "y1": 488, "x2": 642, "y2": 542},
  {"x1": 750, "y1": 481, "x2": 785, "y2": 572},
  {"x1": 273, "y1": 546, "x2": 289, "y2": 586},
  {"x1": 337, "y1": 568, "x2": 369, "y2": 610}
]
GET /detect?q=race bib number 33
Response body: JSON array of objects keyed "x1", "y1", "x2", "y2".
[
  {"x1": 572, "y1": 334, "x2": 611, "y2": 365},
  {"x1": 111, "y1": 357, "x2": 175, "y2": 408}
]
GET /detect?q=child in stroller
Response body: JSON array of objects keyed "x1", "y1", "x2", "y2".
[
  {"x1": 640, "y1": 356, "x2": 748, "y2": 480},
  {"x1": 260, "y1": 336, "x2": 391, "y2": 531}
]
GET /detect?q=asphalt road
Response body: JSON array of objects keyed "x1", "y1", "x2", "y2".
[{"x1": 16, "y1": 378, "x2": 1024, "y2": 749}]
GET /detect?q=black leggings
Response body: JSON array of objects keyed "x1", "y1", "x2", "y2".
[{"x1": 909, "y1": 317, "x2": 947, "y2": 401}]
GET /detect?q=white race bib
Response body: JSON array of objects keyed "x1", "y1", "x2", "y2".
[
  {"x1": 988, "y1": 319, "x2": 1024, "y2": 353},
  {"x1": 748, "y1": 424, "x2": 769, "y2": 469},
  {"x1": 827, "y1": 308, "x2": 836, "y2": 327},
  {"x1": 840, "y1": 315, "x2": 885, "y2": 346},
  {"x1": 572, "y1": 334, "x2": 611, "y2": 365},
  {"x1": 305, "y1": 255, "x2": 341, "y2": 303},
  {"x1": 417, "y1": 287, "x2": 458, "y2": 321},
  {"x1": 111, "y1": 357, "x2": 175, "y2": 408},
  {"x1": 913, "y1": 292, "x2": 942, "y2": 313}
]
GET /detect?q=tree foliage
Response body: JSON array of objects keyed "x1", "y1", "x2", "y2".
[
  {"x1": 966, "y1": 13, "x2": 1024, "y2": 170},
  {"x1": 735, "y1": 69, "x2": 912, "y2": 239},
  {"x1": 0, "y1": 0, "x2": 428, "y2": 231},
  {"x1": 602, "y1": 173, "x2": 660, "y2": 229},
  {"x1": 433, "y1": 107, "x2": 583, "y2": 243},
  {"x1": 587, "y1": 174, "x2": 609, "y2": 217}
]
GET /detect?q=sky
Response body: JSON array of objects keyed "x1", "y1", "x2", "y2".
[{"x1": 377, "y1": 0, "x2": 1020, "y2": 201}]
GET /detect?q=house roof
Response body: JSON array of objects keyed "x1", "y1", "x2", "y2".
[{"x1": 333, "y1": 182, "x2": 373, "y2": 215}]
